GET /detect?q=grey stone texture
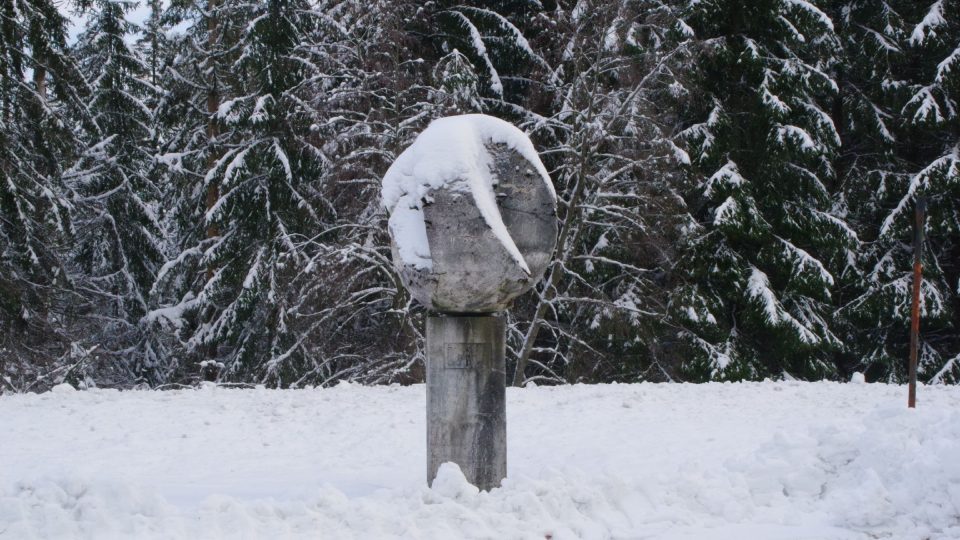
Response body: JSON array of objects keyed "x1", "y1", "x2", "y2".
[
  {"x1": 392, "y1": 143, "x2": 557, "y2": 313},
  {"x1": 426, "y1": 315, "x2": 506, "y2": 491}
]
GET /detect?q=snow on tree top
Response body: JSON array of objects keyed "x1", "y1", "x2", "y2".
[{"x1": 382, "y1": 114, "x2": 554, "y2": 271}]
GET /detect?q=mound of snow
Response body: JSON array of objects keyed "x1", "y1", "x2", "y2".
[
  {"x1": 50, "y1": 382, "x2": 76, "y2": 393},
  {"x1": 850, "y1": 372, "x2": 866, "y2": 384},
  {"x1": 381, "y1": 114, "x2": 554, "y2": 271},
  {"x1": 430, "y1": 462, "x2": 480, "y2": 499}
]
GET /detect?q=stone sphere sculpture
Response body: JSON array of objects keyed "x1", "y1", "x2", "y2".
[{"x1": 382, "y1": 114, "x2": 558, "y2": 313}]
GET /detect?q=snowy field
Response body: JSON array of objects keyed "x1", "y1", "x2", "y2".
[{"x1": 1, "y1": 381, "x2": 959, "y2": 539}]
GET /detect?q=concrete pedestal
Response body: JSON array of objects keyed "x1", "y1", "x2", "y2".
[{"x1": 426, "y1": 315, "x2": 506, "y2": 491}]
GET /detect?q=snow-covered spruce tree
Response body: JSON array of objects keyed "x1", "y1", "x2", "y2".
[
  {"x1": 136, "y1": 0, "x2": 169, "y2": 91},
  {"x1": 670, "y1": 0, "x2": 854, "y2": 381},
  {"x1": 233, "y1": 0, "x2": 415, "y2": 386},
  {"x1": 897, "y1": 0, "x2": 960, "y2": 383},
  {"x1": 135, "y1": 0, "x2": 174, "y2": 151},
  {"x1": 67, "y1": 0, "x2": 166, "y2": 385},
  {"x1": 837, "y1": 0, "x2": 960, "y2": 383},
  {"x1": 829, "y1": 0, "x2": 910, "y2": 382},
  {"x1": 280, "y1": 0, "x2": 485, "y2": 385},
  {"x1": 432, "y1": 1, "x2": 692, "y2": 384},
  {"x1": 0, "y1": 0, "x2": 93, "y2": 391},
  {"x1": 150, "y1": 0, "x2": 331, "y2": 385},
  {"x1": 430, "y1": 49, "x2": 483, "y2": 114}
]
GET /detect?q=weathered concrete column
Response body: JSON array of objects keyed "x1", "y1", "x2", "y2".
[{"x1": 426, "y1": 315, "x2": 506, "y2": 491}]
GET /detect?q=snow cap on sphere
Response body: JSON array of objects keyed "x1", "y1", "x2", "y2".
[
  {"x1": 382, "y1": 114, "x2": 558, "y2": 313},
  {"x1": 382, "y1": 114, "x2": 554, "y2": 272}
]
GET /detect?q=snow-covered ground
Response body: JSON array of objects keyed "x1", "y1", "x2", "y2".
[{"x1": 1, "y1": 381, "x2": 958, "y2": 539}]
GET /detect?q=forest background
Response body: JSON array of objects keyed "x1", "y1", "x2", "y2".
[{"x1": 1, "y1": 0, "x2": 958, "y2": 392}]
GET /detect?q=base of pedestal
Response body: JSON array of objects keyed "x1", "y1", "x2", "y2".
[{"x1": 426, "y1": 314, "x2": 507, "y2": 491}]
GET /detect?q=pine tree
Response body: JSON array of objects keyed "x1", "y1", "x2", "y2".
[
  {"x1": 900, "y1": 0, "x2": 960, "y2": 383},
  {"x1": 830, "y1": 0, "x2": 909, "y2": 382},
  {"x1": 429, "y1": 1, "x2": 691, "y2": 384},
  {"x1": 670, "y1": 0, "x2": 854, "y2": 381},
  {"x1": 68, "y1": 0, "x2": 166, "y2": 384},
  {"x1": 837, "y1": 0, "x2": 960, "y2": 383},
  {"x1": 431, "y1": 49, "x2": 483, "y2": 114},
  {"x1": 0, "y1": 0, "x2": 91, "y2": 390},
  {"x1": 151, "y1": 0, "x2": 341, "y2": 385},
  {"x1": 137, "y1": 0, "x2": 168, "y2": 91}
]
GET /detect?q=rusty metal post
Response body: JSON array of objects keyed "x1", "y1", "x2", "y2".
[{"x1": 908, "y1": 197, "x2": 926, "y2": 408}]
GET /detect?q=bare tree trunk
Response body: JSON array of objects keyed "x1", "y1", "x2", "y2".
[
  {"x1": 510, "y1": 152, "x2": 590, "y2": 386},
  {"x1": 202, "y1": 0, "x2": 221, "y2": 370},
  {"x1": 33, "y1": 65, "x2": 47, "y2": 104}
]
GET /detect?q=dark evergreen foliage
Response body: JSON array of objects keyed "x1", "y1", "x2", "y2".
[
  {"x1": 671, "y1": 0, "x2": 852, "y2": 381},
  {"x1": 1, "y1": 0, "x2": 958, "y2": 392},
  {"x1": 835, "y1": 0, "x2": 960, "y2": 383},
  {"x1": 70, "y1": 0, "x2": 166, "y2": 384},
  {"x1": 0, "y1": 0, "x2": 91, "y2": 390}
]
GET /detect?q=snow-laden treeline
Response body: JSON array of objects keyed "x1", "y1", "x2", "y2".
[{"x1": 1, "y1": 0, "x2": 958, "y2": 391}]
